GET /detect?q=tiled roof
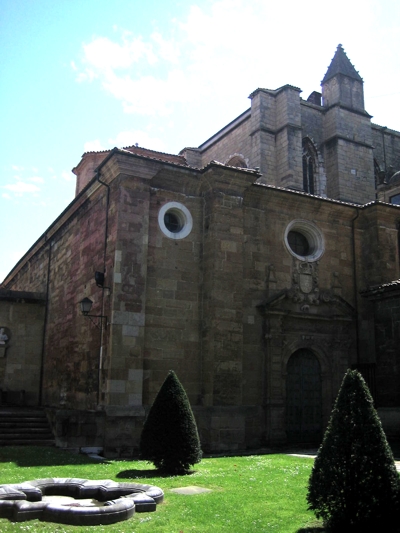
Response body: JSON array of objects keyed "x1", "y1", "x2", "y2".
[
  {"x1": 322, "y1": 44, "x2": 363, "y2": 83},
  {"x1": 253, "y1": 182, "x2": 400, "y2": 210},
  {"x1": 361, "y1": 279, "x2": 400, "y2": 296},
  {"x1": 122, "y1": 145, "x2": 188, "y2": 166},
  {"x1": 82, "y1": 144, "x2": 188, "y2": 167}
]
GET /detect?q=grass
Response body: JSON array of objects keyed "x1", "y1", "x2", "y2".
[{"x1": 0, "y1": 446, "x2": 324, "y2": 533}]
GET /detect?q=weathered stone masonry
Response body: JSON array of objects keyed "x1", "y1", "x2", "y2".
[{"x1": 2, "y1": 45, "x2": 400, "y2": 455}]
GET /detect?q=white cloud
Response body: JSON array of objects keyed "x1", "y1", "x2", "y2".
[
  {"x1": 84, "y1": 139, "x2": 105, "y2": 152},
  {"x1": 150, "y1": 32, "x2": 180, "y2": 64},
  {"x1": 61, "y1": 171, "x2": 73, "y2": 182},
  {"x1": 29, "y1": 176, "x2": 45, "y2": 183},
  {"x1": 73, "y1": 0, "x2": 400, "y2": 137},
  {"x1": 3, "y1": 182, "x2": 40, "y2": 194},
  {"x1": 83, "y1": 35, "x2": 157, "y2": 70},
  {"x1": 2, "y1": 193, "x2": 11, "y2": 200},
  {"x1": 103, "y1": 69, "x2": 192, "y2": 115}
]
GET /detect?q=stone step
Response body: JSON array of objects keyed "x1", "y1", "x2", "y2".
[
  {"x1": 0, "y1": 407, "x2": 55, "y2": 447},
  {"x1": 0, "y1": 432, "x2": 54, "y2": 439},
  {"x1": 0, "y1": 411, "x2": 47, "y2": 418},
  {"x1": 0, "y1": 439, "x2": 55, "y2": 446},
  {"x1": 0, "y1": 418, "x2": 48, "y2": 428},
  {"x1": 1, "y1": 427, "x2": 53, "y2": 434}
]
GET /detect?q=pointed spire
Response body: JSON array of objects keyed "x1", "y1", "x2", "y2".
[{"x1": 322, "y1": 44, "x2": 362, "y2": 84}]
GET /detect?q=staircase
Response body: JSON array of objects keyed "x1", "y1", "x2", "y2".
[{"x1": 0, "y1": 407, "x2": 55, "y2": 446}]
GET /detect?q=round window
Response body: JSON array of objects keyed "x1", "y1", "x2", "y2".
[
  {"x1": 158, "y1": 202, "x2": 193, "y2": 240},
  {"x1": 164, "y1": 211, "x2": 183, "y2": 233},
  {"x1": 284, "y1": 220, "x2": 324, "y2": 261}
]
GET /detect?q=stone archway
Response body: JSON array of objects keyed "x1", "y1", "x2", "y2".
[{"x1": 286, "y1": 348, "x2": 322, "y2": 443}]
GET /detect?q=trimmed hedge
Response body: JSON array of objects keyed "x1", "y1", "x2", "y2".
[
  {"x1": 307, "y1": 369, "x2": 399, "y2": 531},
  {"x1": 140, "y1": 370, "x2": 202, "y2": 474}
]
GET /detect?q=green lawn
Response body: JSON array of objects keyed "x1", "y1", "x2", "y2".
[{"x1": 0, "y1": 447, "x2": 323, "y2": 533}]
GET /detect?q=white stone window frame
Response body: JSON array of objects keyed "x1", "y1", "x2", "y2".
[
  {"x1": 158, "y1": 202, "x2": 193, "y2": 240},
  {"x1": 284, "y1": 219, "x2": 325, "y2": 262}
]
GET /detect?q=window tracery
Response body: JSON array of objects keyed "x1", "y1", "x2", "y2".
[{"x1": 302, "y1": 139, "x2": 318, "y2": 194}]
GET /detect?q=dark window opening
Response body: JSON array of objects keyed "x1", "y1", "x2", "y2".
[
  {"x1": 288, "y1": 230, "x2": 310, "y2": 256},
  {"x1": 164, "y1": 212, "x2": 182, "y2": 233},
  {"x1": 303, "y1": 155, "x2": 315, "y2": 194},
  {"x1": 390, "y1": 194, "x2": 400, "y2": 205},
  {"x1": 302, "y1": 139, "x2": 318, "y2": 194}
]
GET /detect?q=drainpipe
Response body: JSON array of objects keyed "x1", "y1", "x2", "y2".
[
  {"x1": 95, "y1": 170, "x2": 110, "y2": 406},
  {"x1": 39, "y1": 237, "x2": 52, "y2": 406},
  {"x1": 351, "y1": 208, "x2": 360, "y2": 365}
]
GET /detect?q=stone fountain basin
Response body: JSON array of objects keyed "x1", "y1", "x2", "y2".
[{"x1": 0, "y1": 478, "x2": 164, "y2": 525}]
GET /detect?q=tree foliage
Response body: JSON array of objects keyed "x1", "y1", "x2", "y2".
[
  {"x1": 307, "y1": 369, "x2": 399, "y2": 531},
  {"x1": 140, "y1": 370, "x2": 202, "y2": 474}
]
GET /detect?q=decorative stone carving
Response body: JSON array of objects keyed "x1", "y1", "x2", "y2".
[
  {"x1": 266, "y1": 264, "x2": 277, "y2": 295},
  {"x1": 288, "y1": 261, "x2": 320, "y2": 306}
]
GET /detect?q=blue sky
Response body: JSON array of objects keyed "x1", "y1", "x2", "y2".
[{"x1": 1, "y1": 0, "x2": 400, "y2": 282}]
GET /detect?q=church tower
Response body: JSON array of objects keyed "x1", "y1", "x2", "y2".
[{"x1": 321, "y1": 45, "x2": 375, "y2": 204}]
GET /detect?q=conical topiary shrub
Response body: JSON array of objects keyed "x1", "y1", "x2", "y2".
[
  {"x1": 307, "y1": 369, "x2": 399, "y2": 531},
  {"x1": 140, "y1": 370, "x2": 202, "y2": 474}
]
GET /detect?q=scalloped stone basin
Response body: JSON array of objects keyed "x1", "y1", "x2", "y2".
[{"x1": 0, "y1": 478, "x2": 164, "y2": 525}]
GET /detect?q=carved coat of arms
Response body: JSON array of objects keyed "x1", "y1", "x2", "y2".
[{"x1": 288, "y1": 261, "x2": 320, "y2": 305}]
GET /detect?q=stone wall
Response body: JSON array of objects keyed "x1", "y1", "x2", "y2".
[
  {"x1": 0, "y1": 290, "x2": 46, "y2": 406},
  {"x1": 300, "y1": 101, "x2": 324, "y2": 146},
  {"x1": 372, "y1": 125, "x2": 400, "y2": 176},
  {"x1": 198, "y1": 114, "x2": 252, "y2": 169},
  {"x1": 367, "y1": 286, "x2": 400, "y2": 407},
  {"x1": 3, "y1": 181, "x2": 114, "y2": 412},
  {"x1": 3, "y1": 119, "x2": 400, "y2": 454},
  {"x1": 323, "y1": 107, "x2": 375, "y2": 204}
]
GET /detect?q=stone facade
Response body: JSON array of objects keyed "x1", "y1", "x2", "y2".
[
  {"x1": 0, "y1": 290, "x2": 46, "y2": 406},
  {"x1": 2, "y1": 45, "x2": 400, "y2": 455}
]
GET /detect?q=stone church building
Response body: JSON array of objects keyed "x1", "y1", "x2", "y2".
[{"x1": 1, "y1": 45, "x2": 400, "y2": 455}]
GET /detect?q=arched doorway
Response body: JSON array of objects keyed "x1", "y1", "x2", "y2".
[{"x1": 286, "y1": 349, "x2": 322, "y2": 443}]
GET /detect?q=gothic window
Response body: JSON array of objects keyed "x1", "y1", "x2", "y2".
[{"x1": 302, "y1": 139, "x2": 318, "y2": 194}]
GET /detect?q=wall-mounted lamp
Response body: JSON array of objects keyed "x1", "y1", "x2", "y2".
[{"x1": 79, "y1": 298, "x2": 107, "y2": 329}]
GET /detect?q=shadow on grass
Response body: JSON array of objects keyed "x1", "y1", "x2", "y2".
[
  {"x1": 296, "y1": 520, "x2": 326, "y2": 532},
  {"x1": 116, "y1": 469, "x2": 196, "y2": 479},
  {"x1": 297, "y1": 529, "x2": 326, "y2": 532},
  {"x1": 0, "y1": 446, "x2": 111, "y2": 467}
]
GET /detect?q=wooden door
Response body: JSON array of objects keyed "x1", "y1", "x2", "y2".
[{"x1": 286, "y1": 349, "x2": 322, "y2": 443}]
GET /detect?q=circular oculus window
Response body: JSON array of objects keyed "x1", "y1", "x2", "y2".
[
  {"x1": 158, "y1": 202, "x2": 193, "y2": 240},
  {"x1": 284, "y1": 220, "x2": 324, "y2": 261}
]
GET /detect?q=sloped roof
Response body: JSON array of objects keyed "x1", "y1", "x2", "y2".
[
  {"x1": 361, "y1": 279, "x2": 400, "y2": 297},
  {"x1": 322, "y1": 44, "x2": 363, "y2": 83},
  {"x1": 122, "y1": 145, "x2": 188, "y2": 166}
]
